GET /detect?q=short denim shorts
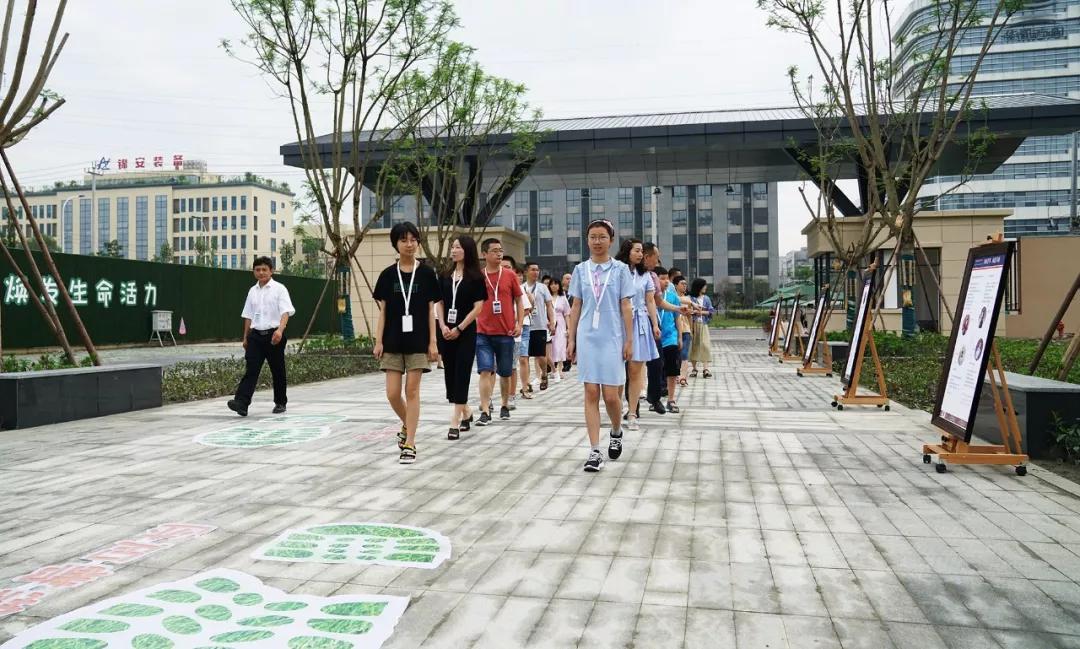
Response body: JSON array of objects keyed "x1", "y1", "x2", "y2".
[{"x1": 476, "y1": 334, "x2": 515, "y2": 378}]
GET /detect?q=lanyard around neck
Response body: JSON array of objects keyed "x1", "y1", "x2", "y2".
[
  {"x1": 450, "y1": 271, "x2": 462, "y2": 310},
  {"x1": 485, "y1": 266, "x2": 504, "y2": 297},
  {"x1": 396, "y1": 262, "x2": 418, "y2": 313},
  {"x1": 589, "y1": 261, "x2": 613, "y2": 307}
]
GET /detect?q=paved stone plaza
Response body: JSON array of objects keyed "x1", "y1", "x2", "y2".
[{"x1": 2, "y1": 329, "x2": 1080, "y2": 648}]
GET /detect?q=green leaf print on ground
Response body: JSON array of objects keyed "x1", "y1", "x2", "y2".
[
  {"x1": 194, "y1": 425, "x2": 332, "y2": 449},
  {"x1": 0, "y1": 569, "x2": 409, "y2": 649},
  {"x1": 253, "y1": 523, "x2": 451, "y2": 569}
]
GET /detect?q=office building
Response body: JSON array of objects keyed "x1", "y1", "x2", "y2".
[
  {"x1": 894, "y1": 0, "x2": 1080, "y2": 237},
  {"x1": 365, "y1": 182, "x2": 781, "y2": 295},
  {"x1": 10, "y1": 160, "x2": 295, "y2": 269}
]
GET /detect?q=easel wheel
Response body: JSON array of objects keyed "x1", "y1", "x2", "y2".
[
  {"x1": 935, "y1": 463, "x2": 947, "y2": 474},
  {"x1": 837, "y1": 404, "x2": 844, "y2": 411},
  {"x1": 884, "y1": 405, "x2": 890, "y2": 411},
  {"x1": 922, "y1": 454, "x2": 931, "y2": 464},
  {"x1": 1016, "y1": 465, "x2": 1027, "y2": 476},
  {"x1": 830, "y1": 400, "x2": 838, "y2": 407}
]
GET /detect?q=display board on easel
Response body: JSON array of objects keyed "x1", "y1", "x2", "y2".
[
  {"x1": 767, "y1": 297, "x2": 786, "y2": 355},
  {"x1": 831, "y1": 267, "x2": 890, "y2": 410},
  {"x1": 797, "y1": 288, "x2": 833, "y2": 377},
  {"x1": 923, "y1": 240, "x2": 1027, "y2": 474},
  {"x1": 780, "y1": 292, "x2": 804, "y2": 362}
]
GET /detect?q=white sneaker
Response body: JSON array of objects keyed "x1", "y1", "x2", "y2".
[
  {"x1": 553, "y1": 374, "x2": 562, "y2": 383},
  {"x1": 508, "y1": 396, "x2": 517, "y2": 411},
  {"x1": 530, "y1": 378, "x2": 540, "y2": 388},
  {"x1": 626, "y1": 415, "x2": 639, "y2": 432}
]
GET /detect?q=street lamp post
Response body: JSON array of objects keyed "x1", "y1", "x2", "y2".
[{"x1": 59, "y1": 194, "x2": 85, "y2": 253}]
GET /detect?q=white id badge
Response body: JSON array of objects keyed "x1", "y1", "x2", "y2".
[
  {"x1": 639, "y1": 318, "x2": 648, "y2": 335},
  {"x1": 592, "y1": 310, "x2": 600, "y2": 330},
  {"x1": 401, "y1": 315, "x2": 414, "y2": 333},
  {"x1": 492, "y1": 300, "x2": 502, "y2": 315},
  {"x1": 446, "y1": 308, "x2": 458, "y2": 325}
]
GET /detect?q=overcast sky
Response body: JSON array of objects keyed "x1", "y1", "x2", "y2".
[{"x1": 14, "y1": 0, "x2": 831, "y2": 254}]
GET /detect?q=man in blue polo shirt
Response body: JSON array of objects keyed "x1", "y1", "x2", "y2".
[{"x1": 655, "y1": 266, "x2": 682, "y2": 413}]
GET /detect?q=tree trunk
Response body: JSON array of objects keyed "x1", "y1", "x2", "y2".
[
  {"x1": 335, "y1": 263, "x2": 355, "y2": 341},
  {"x1": 1, "y1": 151, "x2": 100, "y2": 364}
]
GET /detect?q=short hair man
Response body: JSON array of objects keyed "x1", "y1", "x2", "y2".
[
  {"x1": 475, "y1": 238, "x2": 525, "y2": 424},
  {"x1": 228, "y1": 256, "x2": 296, "y2": 416}
]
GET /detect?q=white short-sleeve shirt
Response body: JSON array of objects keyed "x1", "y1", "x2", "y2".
[{"x1": 241, "y1": 278, "x2": 296, "y2": 330}]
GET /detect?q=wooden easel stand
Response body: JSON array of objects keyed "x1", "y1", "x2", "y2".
[
  {"x1": 832, "y1": 322, "x2": 889, "y2": 410},
  {"x1": 780, "y1": 318, "x2": 805, "y2": 363},
  {"x1": 922, "y1": 342, "x2": 1028, "y2": 474}
]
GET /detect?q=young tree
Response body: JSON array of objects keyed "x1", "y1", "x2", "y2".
[
  {"x1": 0, "y1": 0, "x2": 100, "y2": 365},
  {"x1": 97, "y1": 239, "x2": 123, "y2": 258},
  {"x1": 154, "y1": 242, "x2": 174, "y2": 263},
  {"x1": 224, "y1": 0, "x2": 458, "y2": 339},
  {"x1": 384, "y1": 41, "x2": 542, "y2": 270},
  {"x1": 759, "y1": 0, "x2": 1025, "y2": 335}
]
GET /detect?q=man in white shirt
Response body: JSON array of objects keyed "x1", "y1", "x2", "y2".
[
  {"x1": 228, "y1": 256, "x2": 296, "y2": 416},
  {"x1": 524, "y1": 262, "x2": 556, "y2": 390}
]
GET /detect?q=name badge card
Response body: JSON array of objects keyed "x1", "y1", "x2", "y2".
[
  {"x1": 402, "y1": 315, "x2": 414, "y2": 333},
  {"x1": 492, "y1": 300, "x2": 503, "y2": 315},
  {"x1": 446, "y1": 308, "x2": 458, "y2": 325}
]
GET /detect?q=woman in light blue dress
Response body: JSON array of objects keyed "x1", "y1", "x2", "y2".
[
  {"x1": 614, "y1": 238, "x2": 660, "y2": 432},
  {"x1": 568, "y1": 220, "x2": 635, "y2": 473}
]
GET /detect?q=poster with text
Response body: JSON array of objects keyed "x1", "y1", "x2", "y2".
[
  {"x1": 803, "y1": 292, "x2": 830, "y2": 366},
  {"x1": 932, "y1": 242, "x2": 1013, "y2": 441},
  {"x1": 769, "y1": 298, "x2": 785, "y2": 349},
  {"x1": 842, "y1": 276, "x2": 874, "y2": 387}
]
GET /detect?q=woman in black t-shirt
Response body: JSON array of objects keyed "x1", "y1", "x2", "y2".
[
  {"x1": 435, "y1": 236, "x2": 487, "y2": 440},
  {"x1": 373, "y1": 223, "x2": 440, "y2": 464}
]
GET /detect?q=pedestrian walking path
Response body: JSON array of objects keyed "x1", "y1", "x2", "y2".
[{"x1": 2, "y1": 329, "x2": 1080, "y2": 648}]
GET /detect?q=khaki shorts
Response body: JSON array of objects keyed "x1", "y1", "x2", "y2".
[{"x1": 379, "y1": 352, "x2": 431, "y2": 373}]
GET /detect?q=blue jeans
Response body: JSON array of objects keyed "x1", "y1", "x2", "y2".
[
  {"x1": 476, "y1": 334, "x2": 515, "y2": 378},
  {"x1": 517, "y1": 324, "x2": 531, "y2": 357}
]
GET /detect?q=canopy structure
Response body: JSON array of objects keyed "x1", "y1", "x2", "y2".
[
  {"x1": 755, "y1": 282, "x2": 817, "y2": 308},
  {"x1": 280, "y1": 94, "x2": 1080, "y2": 218}
]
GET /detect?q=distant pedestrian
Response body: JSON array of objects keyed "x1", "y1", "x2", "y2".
[
  {"x1": 373, "y1": 222, "x2": 440, "y2": 464},
  {"x1": 689, "y1": 278, "x2": 715, "y2": 378},
  {"x1": 550, "y1": 280, "x2": 570, "y2": 382},
  {"x1": 654, "y1": 267, "x2": 682, "y2": 412},
  {"x1": 523, "y1": 261, "x2": 555, "y2": 391},
  {"x1": 567, "y1": 219, "x2": 635, "y2": 472},
  {"x1": 435, "y1": 236, "x2": 487, "y2": 441},
  {"x1": 615, "y1": 238, "x2": 660, "y2": 432},
  {"x1": 228, "y1": 256, "x2": 296, "y2": 417}
]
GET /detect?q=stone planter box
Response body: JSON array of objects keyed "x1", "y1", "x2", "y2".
[
  {"x1": 0, "y1": 364, "x2": 162, "y2": 429},
  {"x1": 972, "y1": 371, "x2": 1080, "y2": 459},
  {"x1": 826, "y1": 341, "x2": 849, "y2": 364}
]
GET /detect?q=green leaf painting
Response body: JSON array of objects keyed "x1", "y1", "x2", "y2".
[
  {"x1": 0, "y1": 569, "x2": 408, "y2": 649},
  {"x1": 194, "y1": 416, "x2": 345, "y2": 449},
  {"x1": 254, "y1": 523, "x2": 451, "y2": 569}
]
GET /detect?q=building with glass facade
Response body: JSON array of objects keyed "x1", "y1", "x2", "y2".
[
  {"x1": 894, "y1": 0, "x2": 1080, "y2": 237},
  {"x1": 365, "y1": 181, "x2": 781, "y2": 297},
  {"x1": 12, "y1": 162, "x2": 295, "y2": 268}
]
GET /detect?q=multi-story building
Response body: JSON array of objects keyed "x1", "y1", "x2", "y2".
[
  {"x1": 780, "y1": 247, "x2": 809, "y2": 282},
  {"x1": 894, "y1": 0, "x2": 1080, "y2": 237},
  {"x1": 10, "y1": 160, "x2": 295, "y2": 269},
  {"x1": 365, "y1": 182, "x2": 781, "y2": 295}
]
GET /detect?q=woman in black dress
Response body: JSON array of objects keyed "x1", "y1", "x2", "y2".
[{"x1": 435, "y1": 236, "x2": 487, "y2": 440}]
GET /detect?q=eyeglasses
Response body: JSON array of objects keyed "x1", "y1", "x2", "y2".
[{"x1": 587, "y1": 235, "x2": 609, "y2": 242}]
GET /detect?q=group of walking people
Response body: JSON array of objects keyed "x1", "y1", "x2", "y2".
[{"x1": 365, "y1": 219, "x2": 716, "y2": 471}]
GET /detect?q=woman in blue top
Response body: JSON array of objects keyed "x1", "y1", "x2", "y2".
[
  {"x1": 614, "y1": 238, "x2": 660, "y2": 432},
  {"x1": 688, "y1": 277, "x2": 716, "y2": 378},
  {"x1": 568, "y1": 219, "x2": 635, "y2": 473}
]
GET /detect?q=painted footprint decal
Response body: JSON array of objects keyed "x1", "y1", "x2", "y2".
[
  {"x1": 255, "y1": 523, "x2": 451, "y2": 569},
  {"x1": 0, "y1": 569, "x2": 407, "y2": 649}
]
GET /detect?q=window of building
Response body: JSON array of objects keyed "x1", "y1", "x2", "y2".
[
  {"x1": 212, "y1": 197, "x2": 218, "y2": 212},
  {"x1": 173, "y1": 198, "x2": 182, "y2": 214},
  {"x1": 728, "y1": 209, "x2": 742, "y2": 227},
  {"x1": 154, "y1": 195, "x2": 168, "y2": 255},
  {"x1": 567, "y1": 236, "x2": 581, "y2": 255},
  {"x1": 241, "y1": 253, "x2": 247, "y2": 268},
  {"x1": 699, "y1": 259, "x2": 714, "y2": 276},
  {"x1": 728, "y1": 258, "x2": 743, "y2": 276},
  {"x1": 566, "y1": 190, "x2": 581, "y2": 209},
  {"x1": 241, "y1": 196, "x2": 248, "y2": 210},
  {"x1": 673, "y1": 185, "x2": 687, "y2": 200},
  {"x1": 254, "y1": 215, "x2": 259, "y2": 230},
  {"x1": 253, "y1": 196, "x2": 258, "y2": 211},
  {"x1": 697, "y1": 185, "x2": 712, "y2": 199},
  {"x1": 241, "y1": 235, "x2": 247, "y2": 249},
  {"x1": 232, "y1": 254, "x2": 238, "y2": 269},
  {"x1": 230, "y1": 196, "x2": 237, "y2": 211},
  {"x1": 591, "y1": 188, "x2": 605, "y2": 202},
  {"x1": 115, "y1": 198, "x2": 129, "y2": 257},
  {"x1": 698, "y1": 208, "x2": 713, "y2": 227},
  {"x1": 270, "y1": 219, "x2": 277, "y2": 233},
  {"x1": 515, "y1": 212, "x2": 529, "y2": 232},
  {"x1": 231, "y1": 215, "x2": 237, "y2": 230},
  {"x1": 514, "y1": 191, "x2": 530, "y2": 210},
  {"x1": 619, "y1": 187, "x2": 634, "y2": 207},
  {"x1": 539, "y1": 213, "x2": 553, "y2": 232},
  {"x1": 77, "y1": 198, "x2": 91, "y2": 255},
  {"x1": 271, "y1": 238, "x2": 277, "y2": 253},
  {"x1": 538, "y1": 190, "x2": 552, "y2": 209},
  {"x1": 98, "y1": 198, "x2": 110, "y2": 252},
  {"x1": 539, "y1": 238, "x2": 553, "y2": 255},
  {"x1": 728, "y1": 233, "x2": 742, "y2": 250},
  {"x1": 672, "y1": 209, "x2": 687, "y2": 227},
  {"x1": 753, "y1": 232, "x2": 769, "y2": 250},
  {"x1": 241, "y1": 214, "x2": 248, "y2": 229},
  {"x1": 271, "y1": 200, "x2": 277, "y2": 214},
  {"x1": 618, "y1": 211, "x2": 634, "y2": 232},
  {"x1": 753, "y1": 207, "x2": 769, "y2": 226},
  {"x1": 698, "y1": 234, "x2": 713, "y2": 252},
  {"x1": 212, "y1": 216, "x2": 218, "y2": 230},
  {"x1": 752, "y1": 183, "x2": 768, "y2": 202},
  {"x1": 135, "y1": 196, "x2": 149, "y2": 260},
  {"x1": 254, "y1": 235, "x2": 258, "y2": 249},
  {"x1": 232, "y1": 235, "x2": 238, "y2": 249},
  {"x1": 754, "y1": 259, "x2": 770, "y2": 277},
  {"x1": 673, "y1": 234, "x2": 687, "y2": 251},
  {"x1": 221, "y1": 235, "x2": 227, "y2": 249}
]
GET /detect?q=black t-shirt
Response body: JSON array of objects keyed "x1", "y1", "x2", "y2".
[
  {"x1": 438, "y1": 273, "x2": 488, "y2": 334},
  {"x1": 373, "y1": 261, "x2": 440, "y2": 354}
]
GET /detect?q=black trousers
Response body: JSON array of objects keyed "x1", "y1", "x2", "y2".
[
  {"x1": 646, "y1": 355, "x2": 664, "y2": 404},
  {"x1": 438, "y1": 328, "x2": 477, "y2": 405},
  {"x1": 235, "y1": 330, "x2": 287, "y2": 406}
]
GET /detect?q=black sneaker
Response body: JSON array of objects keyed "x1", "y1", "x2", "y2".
[
  {"x1": 447, "y1": 428, "x2": 460, "y2": 441},
  {"x1": 227, "y1": 399, "x2": 248, "y2": 417},
  {"x1": 608, "y1": 430, "x2": 624, "y2": 460},
  {"x1": 459, "y1": 415, "x2": 473, "y2": 432},
  {"x1": 583, "y1": 449, "x2": 605, "y2": 472},
  {"x1": 499, "y1": 406, "x2": 511, "y2": 420},
  {"x1": 649, "y1": 400, "x2": 667, "y2": 415},
  {"x1": 477, "y1": 411, "x2": 492, "y2": 426},
  {"x1": 272, "y1": 404, "x2": 286, "y2": 414},
  {"x1": 399, "y1": 444, "x2": 416, "y2": 464}
]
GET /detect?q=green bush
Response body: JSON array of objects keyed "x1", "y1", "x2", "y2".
[
  {"x1": 163, "y1": 350, "x2": 378, "y2": 404},
  {"x1": 2, "y1": 352, "x2": 94, "y2": 372},
  {"x1": 723, "y1": 308, "x2": 770, "y2": 322},
  {"x1": 1050, "y1": 412, "x2": 1080, "y2": 462},
  {"x1": 300, "y1": 333, "x2": 375, "y2": 351}
]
